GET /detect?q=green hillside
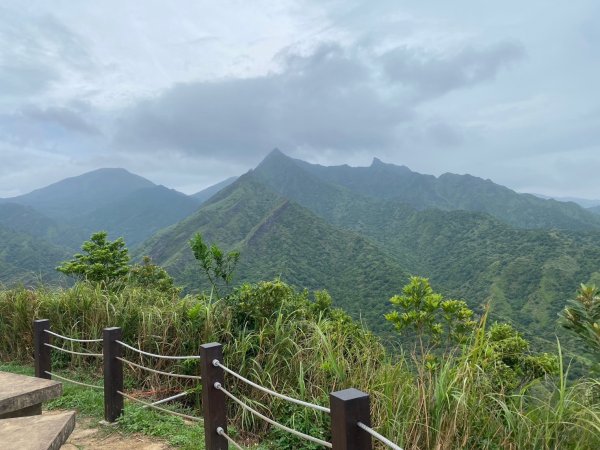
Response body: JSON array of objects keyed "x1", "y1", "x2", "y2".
[
  {"x1": 0, "y1": 224, "x2": 70, "y2": 285},
  {"x1": 250, "y1": 151, "x2": 600, "y2": 351},
  {"x1": 136, "y1": 174, "x2": 408, "y2": 331},
  {"x1": 0, "y1": 203, "x2": 86, "y2": 249},
  {"x1": 71, "y1": 185, "x2": 200, "y2": 247},
  {"x1": 285, "y1": 150, "x2": 600, "y2": 231},
  {"x1": 190, "y1": 176, "x2": 238, "y2": 204},
  {"x1": 4, "y1": 168, "x2": 155, "y2": 219}
]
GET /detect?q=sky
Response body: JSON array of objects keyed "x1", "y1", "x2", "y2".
[{"x1": 1, "y1": 0, "x2": 599, "y2": 198}]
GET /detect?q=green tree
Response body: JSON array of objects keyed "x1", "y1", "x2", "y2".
[
  {"x1": 129, "y1": 256, "x2": 180, "y2": 295},
  {"x1": 56, "y1": 231, "x2": 129, "y2": 286},
  {"x1": 558, "y1": 284, "x2": 600, "y2": 366},
  {"x1": 385, "y1": 276, "x2": 476, "y2": 358},
  {"x1": 189, "y1": 233, "x2": 239, "y2": 297},
  {"x1": 480, "y1": 322, "x2": 558, "y2": 390}
]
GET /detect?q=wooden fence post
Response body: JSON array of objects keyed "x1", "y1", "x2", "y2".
[
  {"x1": 33, "y1": 319, "x2": 51, "y2": 379},
  {"x1": 103, "y1": 327, "x2": 123, "y2": 423},
  {"x1": 330, "y1": 388, "x2": 372, "y2": 450},
  {"x1": 200, "y1": 342, "x2": 227, "y2": 450}
]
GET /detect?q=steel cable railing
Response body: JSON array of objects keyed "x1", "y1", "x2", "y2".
[
  {"x1": 214, "y1": 360, "x2": 330, "y2": 413},
  {"x1": 117, "y1": 357, "x2": 202, "y2": 380},
  {"x1": 44, "y1": 329, "x2": 103, "y2": 343},
  {"x1": 117, "y1": 390, "x2": 203, "y2": 422},
  {"x1": 215, "y1": 382, "x2": 332, "y2": 448},
  {"x1": 357, "y1": 422, "x2": 403, "y2": 450},
  {"x1": 116, "y1": 340, "x2": 201, "y2": 360},
  {"x1": 217, "y1": 427, "x2": 244, "y2": 450},
  {"x1": 44, "y1": 343, "x2": 102, "y2": 357}
]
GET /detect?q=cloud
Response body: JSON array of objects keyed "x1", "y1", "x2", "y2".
[
  {"x1": 381, "y1": 41, "x2": 525, "y2": 99},
  {"x1": 20, "y1": 105, "x2": 101, "y2": 136},
  {"x1": 115, "y1": 38, "x2": 520, "y2": 161},
  {"x1": 0, "y1": 9, "x2": 94, "y2": 101}
]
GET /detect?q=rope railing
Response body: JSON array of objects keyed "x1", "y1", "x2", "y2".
[
  {"x1": 44, "y1": 371, "x2": 103, "y2": 390},
  {"x1": 117, "y1": 390, "x2": 203, "y2": 422},
  {"x1": 117, "y1": 357, "x2": 202, "y2": 380},
  {"x1": 214, "y1": 359, "x2": 330, "y2": 413},
  {"x1": 357, "y1": 422, "x2": 403, "y2": 450},
  {"x1": 44, "y1": 329, "x2": 103, "y2": 343},
  {"x1": 217, "y1": 427, "x2": 244, "y2": 450},
  {"x1": 215, "y1": 382, "x2": 333, "y2": 448},
  {"x1": 44, "y1": 343, "x2": 102, "y2": 357},
  {"x1": 34, "y1": 322, "x2": 404, "y2": 450},
  {"x1": 116, "y1": 340, "x2": 202, "y2": 360}
]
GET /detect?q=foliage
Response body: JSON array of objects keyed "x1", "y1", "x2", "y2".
[
  {"x1": 189, "y1": 232, "x2": 239, "y2": 296},
  {"x1": 385, "y1": 276, "x2": 476, "y2": 354},
  {"x1": 56, "y1": 231, "x2": 130, "y2": 286},
  {"x1": 478, "y1": 322, "x2": 558, "y2": 390},
  {"x1": 559, "y1": 284, "x2": 600, "y2": 367},
  {"x1": 1, "y1": 281, "x2": 599, "y2": 449},
  {"x1": 129, "y1": 256, "x2": 180, "y2": 295}
]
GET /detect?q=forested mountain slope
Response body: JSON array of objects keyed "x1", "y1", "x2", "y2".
[
  {"x1": 250, "y1": 151, "x2": 600, "y2": 348},
  {"x1": 273, "y1": 149, "x2": 600, "y2": 231},
  {"x1": 0, "y1": 224, "x2": 69, "y2": 285},
  {"x1": 136, "y1": 174, "x2": 408, "y2": 330}
]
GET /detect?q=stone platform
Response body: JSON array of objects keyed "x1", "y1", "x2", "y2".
[
  {"x1": 0, "y1": 411, "x2": 76, "y2": 450},
  {"x1": 0, "y1": 372, "x2": 62, "y2": 419}
]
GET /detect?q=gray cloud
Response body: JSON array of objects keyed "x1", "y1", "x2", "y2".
[
  {"x1": 0, "y1": 9, "x2": 94, "y2": 100},
  {"x1": 381, "y1": 42, "x2": 525, "y2": 100},
  {"x1": 115, "y1": 39, "x2": 521, "y2": 160},
  {"x1": 21, "y1": 105, "x2": 100, "y2": 135}
]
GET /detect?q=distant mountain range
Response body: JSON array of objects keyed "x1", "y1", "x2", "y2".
[{"x1": 2, "y1": 150, "x2": 599, "y2": 355}]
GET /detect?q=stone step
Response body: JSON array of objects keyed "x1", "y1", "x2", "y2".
[
  {"x1": 0, "y1": 372, "x2": 62, "y2": 419},
  {"x1": 0, "y1": 411, "x2": 76, "y2": 450}
]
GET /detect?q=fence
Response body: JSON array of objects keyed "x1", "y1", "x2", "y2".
[{"x1": 32, "y1": 319, "x2": 403, "y2": 450}]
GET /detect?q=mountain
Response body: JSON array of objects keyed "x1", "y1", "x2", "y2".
[
  {"x1": 1, "y1": 168, "x2": 200, "y2": 248},
  {"x1": 136, "y1": 174, "x2": 408, "y2": 331},
  {"x1": 0, "y1": 203, "x2": 87, "y2": 249},
  {"x1": 588, "y1": 205, "x2": 600, "y2": 216},
  {"x1": 534, "y1": 194, "x2": 600, "y2": 208},
  {"x1": 191, "y1": 177, "x2": 238, "y2": 204},
  {"x1": 3, "y1": 168, "x2": 156, "y2": 220},
  {"x1": 71, "y1": 185, "x2": 200, "y2": 246},
  {"x1": 248, "y1": 150, "x2": 600, "y2": 351},
  {"x1": 0, "y1": 224, "x2": 70, "y2": 285},
  {"x1": 267, "y1": 150, "x2": 600, "y2": 231}
]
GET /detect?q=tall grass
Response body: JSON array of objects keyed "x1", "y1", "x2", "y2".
[{"x1": 0, "y1": 281, "x2": 598, "y2": 449}]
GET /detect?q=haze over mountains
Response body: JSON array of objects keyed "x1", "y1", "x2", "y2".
[{"x1": 2, "y1": 150, "x2": 599, "y2": 352}]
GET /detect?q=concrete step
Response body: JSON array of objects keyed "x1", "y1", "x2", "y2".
[
  {"x1": 0, "y1": 372, "x2": 62, "y2": 419},
  {"x1": 0, "y1": 411, "x2": 76, "y2": 450}
]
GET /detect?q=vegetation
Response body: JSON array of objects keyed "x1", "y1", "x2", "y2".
[
  {"x1": 56, "y1": 231, "x2": 130, "y2": 286},
  {"x1": 1, "y1": 274, "x2": 598, "y2": 449},
  {"x1": 559, "y1": 284, "x2": 600, "y2": 370}
]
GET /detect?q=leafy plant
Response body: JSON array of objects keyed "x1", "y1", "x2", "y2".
[
  {"x1": 385, "y1": 276, "x2": 476, "y2": 357},
  {"x1": 559, "y1": 284, "x2": 600, "y2": 369},
  {"x1": 56, "y1": 231, "x2": 129, "y2": 287},
  {"x1": 189, "y1": 232, "x2": 239, "y2": 297}
]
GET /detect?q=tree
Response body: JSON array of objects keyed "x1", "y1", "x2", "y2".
[
  {"x1": 385, "y1": 276, "x2": 476, "y2": 358},
  {"x1": 56, "y1": 231, "x2": 129, "y2": 286},
  {"x1": 189, "y1": 233, "x2": 239, "y2": 297},
  {"x1": 558, "y1": 284, "x2": 600, "y2": 366},
  {"x1": 129, "y1": 256, "x2": 180, "y2": 295}
]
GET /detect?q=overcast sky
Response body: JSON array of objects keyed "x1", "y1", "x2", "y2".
[{"x1": 1, "y1": 0, "x2": 599, "y2": 198}]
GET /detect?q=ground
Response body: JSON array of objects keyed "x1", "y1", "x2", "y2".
[{"x1": 58, "y1": 415, "x2": 172, "y2": 450}]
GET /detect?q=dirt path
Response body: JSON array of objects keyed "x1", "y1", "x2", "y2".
[{"x1": 59, "y1": 416, "x2": 173, "y2": 450}]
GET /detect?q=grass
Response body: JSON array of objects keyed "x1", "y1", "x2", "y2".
[{"x1": 1, "y1": 281, "x2": 599, "y2": 449}]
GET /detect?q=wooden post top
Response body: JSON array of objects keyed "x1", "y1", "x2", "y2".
[{"x1": 0, "y1": 372, "x2": 62, "y2": 416}]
